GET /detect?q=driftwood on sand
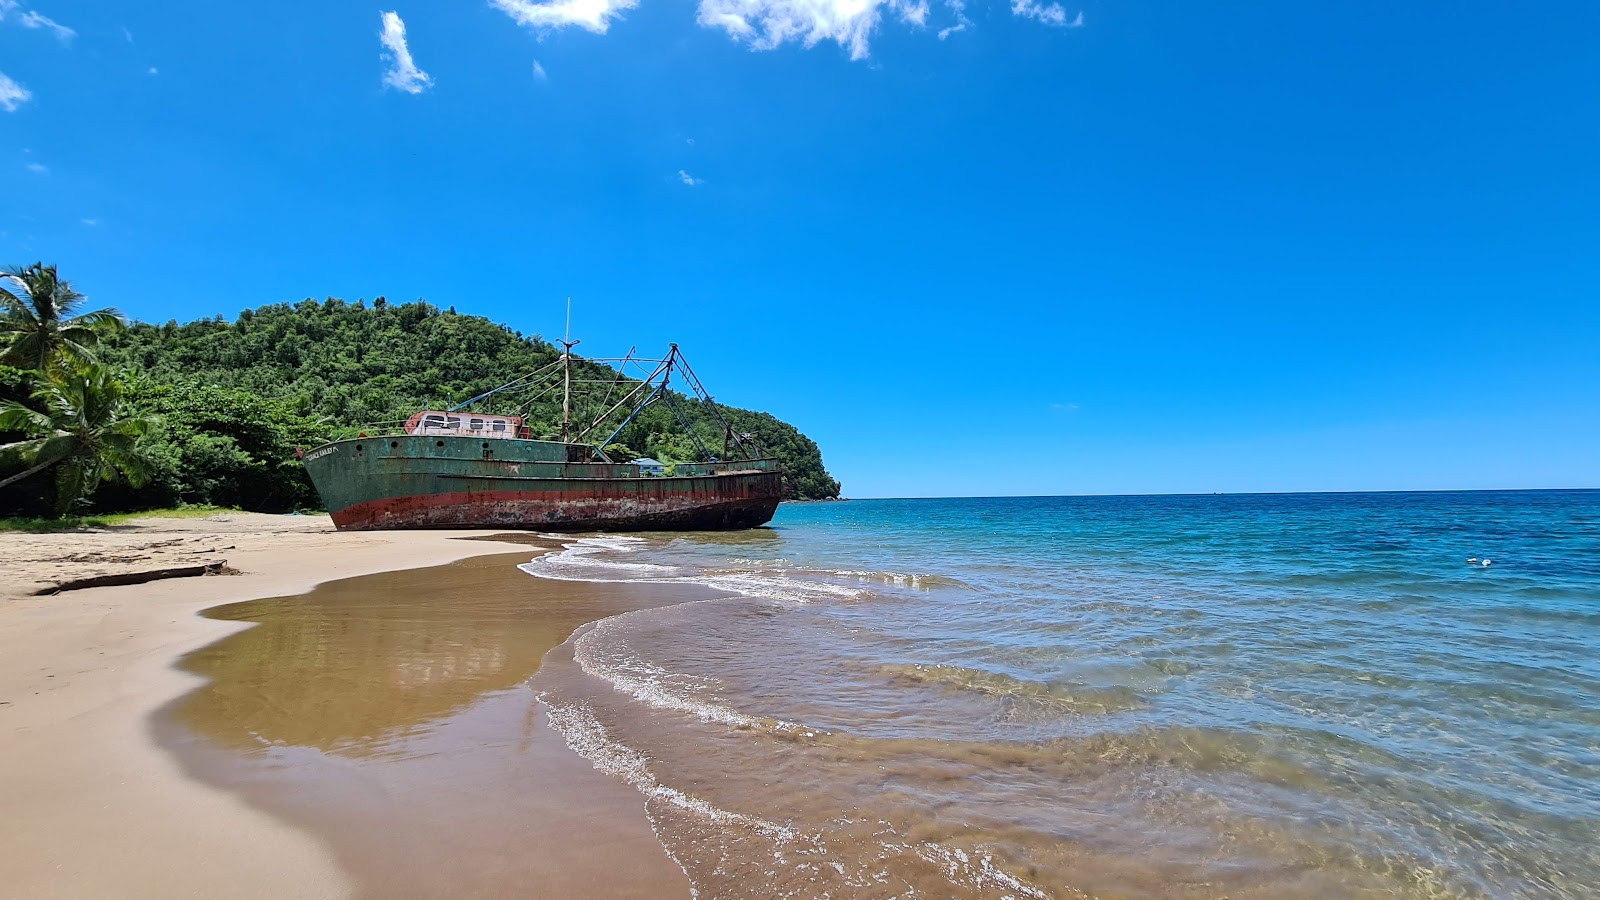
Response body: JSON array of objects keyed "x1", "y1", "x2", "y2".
[{"x1": 32, "y1": 560, "x2": 232, "y2": 595}]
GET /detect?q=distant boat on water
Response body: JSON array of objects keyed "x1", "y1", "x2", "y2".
[{"x1": 301, "y1": 342, "x2": 784, "y2": 531}]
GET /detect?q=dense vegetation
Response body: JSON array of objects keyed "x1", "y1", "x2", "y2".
[
  {"x1": 1, "y1": 285, "x2": 839, "y2": 517},
  {"x1": 1, "y1": 264, "x2": 162, "y2": 516}
]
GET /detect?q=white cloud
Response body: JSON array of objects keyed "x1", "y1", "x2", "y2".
[
  {"x1": 379, "y1": 11, "x2": 433, "y2": 94},
  {"x1": 480, "y1": 0, "x2": 1077, "y2": 60},
  {"x1": 532, "y1": 59, "x2": 548, "y2": 80},
  {"x1": 0, "y1": 71, "x2": 31, "y2": 112},
  {"x1": 696, "y1": 0, "x2": 931, "y2": 60},
  {"x1": 148, "y1": 67, "x2": 158, "y2": 75},
  {"x1": 19, "y1": 9, "x2": 73, "y2": 42},
  {"x1": 490, "y1": 0, "x2": 637, "y2": 34},
  {"x1": 937, "y1": 0, "x2": 968, "y2": 40},
  {"x1": 25, "y1": 162, "x2": 46, "y2": 173},
  {"x1": 81, "y1": 218, "x2": 98, "y2": 226},
  {"x1": 122, "y1": 25, "x2": 133, "y2": 42},
  {"x1": 1010, "y1": 0, "x2": 1080, "y2": 27},
  {"x1": 678, "y1": 169, "x2": 704, "y2": 186}
]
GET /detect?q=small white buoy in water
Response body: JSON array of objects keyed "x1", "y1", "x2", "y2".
[
  {"x1": 1482, "y1": 559, "x2": 1492, "y2": 567},
  {"x1": 1467, "y1": 558, "x2": 1479, "y2": 564}
]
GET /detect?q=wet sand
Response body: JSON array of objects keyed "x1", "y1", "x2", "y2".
[
  {"x1": 0, "y1": 515, "x2": 685, "y2": 898},
  {"x1": 158, "y1": 549, "x2": 699, "y2": 898}
]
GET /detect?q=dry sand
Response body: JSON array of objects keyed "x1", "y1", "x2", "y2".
[{"x1": 0, "y1": 514, "x2": 681, "y2": 898}]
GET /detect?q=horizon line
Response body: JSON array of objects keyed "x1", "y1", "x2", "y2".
[{"x1": 818, "y1": 486, "x2": 1599, "y2": 502}]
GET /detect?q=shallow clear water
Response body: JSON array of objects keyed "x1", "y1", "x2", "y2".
[{"x1": 523, "y1": 491, "x2": 1600, "y2": 898}]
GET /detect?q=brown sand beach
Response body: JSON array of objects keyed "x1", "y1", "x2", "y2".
[{"x1": 0, "y1": 514, "x2": 692, "y2": 898}]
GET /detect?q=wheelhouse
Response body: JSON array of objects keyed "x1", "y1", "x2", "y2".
[{"x1": 403, "y1": 411, "x2": 528, "y2": 439}]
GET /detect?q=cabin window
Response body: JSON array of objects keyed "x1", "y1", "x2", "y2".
[
  {"x1": 469, "y1": 418, "x2": 485, "y2": 431},
  {"x1": 446, "y1": 417, "x2": 463, "y2": 429},
  {"x1": 423, "y1": 415, "x2": 445, "y2": 429},
  {"x1": 491, "y1": 421, "x2": 508, "y2": 433}
]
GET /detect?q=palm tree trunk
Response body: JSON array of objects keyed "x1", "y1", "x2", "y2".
[{"x1": 0, "y1": 453, "x2": 63, "y2": 491}]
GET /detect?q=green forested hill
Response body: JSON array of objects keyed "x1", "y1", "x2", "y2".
[{"x1": 94, "y1": 298, "x2": 839, "y2": 510}]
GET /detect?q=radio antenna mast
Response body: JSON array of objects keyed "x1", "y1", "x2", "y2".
[{"x1": 560, "y1": 297, "x2": 580, "y2": 442}]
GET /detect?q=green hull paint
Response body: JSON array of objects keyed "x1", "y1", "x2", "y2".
[{"x1": 303, "y1": 434, "x2": 784, "y2": 531}]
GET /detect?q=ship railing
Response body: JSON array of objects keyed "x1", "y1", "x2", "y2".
[
  {"x1": 327, "y1": 420, "x2": 419, "y2": 439},
  {"x1": 664, "y1": 458, "x2": 781, "y2": 477},
  {"x1": 316, "y1": 424, "x2": 781, "y2": 475}
]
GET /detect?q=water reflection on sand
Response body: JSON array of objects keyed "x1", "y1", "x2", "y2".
[{"x1": 161, "y1": 547, "x2": 698, "y2": 898}]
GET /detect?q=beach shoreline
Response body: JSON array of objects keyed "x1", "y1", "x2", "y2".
[{"x1": 0, "y1": 514, "x2": 675, "y2": 899}]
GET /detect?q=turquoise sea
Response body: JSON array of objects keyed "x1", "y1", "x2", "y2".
[{"x1": 524, "y1": 490, "x2": 1600, "y2": 898}]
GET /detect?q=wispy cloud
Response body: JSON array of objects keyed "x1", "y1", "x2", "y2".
[
  {"x1": 379, "y1": 11, "x2": 433, "y2": 94},
  {"x1": 1010, "y1": 0, "x2": 1081, "y2": 27},
  {"x1": 25, "y1": 161, "x2": 46, "y2": 173},
  {"x1": 937, "y1": 0, "x2": 969, "y2": 40},
  {"x1": 81, "y1": 218, "x2": 98, "y2": 226},
  {"x1": 19, "y1": 9, "x2": 73, "y2": 42},
  {"x1": 678, "y1": 169, "x2": 704, "y2": 186},
  {"x1": 490, "y1": 0, "x2": 638, "y2": 34},
  {"x1": 0, "y1": 71, "x2": 31, "y2": 112},
  {"x1": 147, "y1": 66, "x2": 158, "y2": 75},
  {"x1": 121, "y1": 25, "x2": 133, "y2": 42},
  {"x1": 696, "y1": 0, "x2": 931, "y2": 60},
  {"x1": 531, "y1": 59, "x2": 548, "y2": 81},
  {"x1": 484, "y1": 0, "x2": 1078, "y2": 58}
]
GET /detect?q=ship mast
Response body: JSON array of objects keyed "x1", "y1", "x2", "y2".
[{"x1": 560, "y1": 297, "x2": 579, "y2": 443}]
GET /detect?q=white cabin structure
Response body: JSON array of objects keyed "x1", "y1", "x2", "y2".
[{"x1": 404, "y1": 411, "x2": 527, "y2": 439}]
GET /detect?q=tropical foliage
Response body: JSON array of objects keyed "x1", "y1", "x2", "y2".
[
  {"x1": 0, "y1": 265, "x2": 151, "y2": 517},
  {"x1": 0, "y1": 365, "x2": 158, "y2": 515},
  {"x1": 0, "y1": 263, "x2": 124, "y2": 372},
  {"x1": 2, "y1": 287, "x2": 841, "y2": 516},
  {"x1": 104, "y1": 298, "x2": 841, "y2": 502}
]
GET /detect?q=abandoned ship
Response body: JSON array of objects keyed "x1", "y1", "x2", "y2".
[{"x1": 301, "y1": 343, "x2": 785, "y2": 531}]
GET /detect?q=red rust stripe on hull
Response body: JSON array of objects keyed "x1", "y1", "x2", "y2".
[{"x1": 329, "y1": 488, "x2": 781, "y2": 532}]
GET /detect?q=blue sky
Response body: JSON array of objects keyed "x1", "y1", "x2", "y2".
[{"x1": 4, "y1": 1, "x2": 1597, "y2": 497}]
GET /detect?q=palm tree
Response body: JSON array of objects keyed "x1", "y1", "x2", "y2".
[
  {"x1": 0, "y1": 365, "x2": 158, "y2": 515},
  {"x1": 0, "y1": 263, "x2": 125, "y2": 373}
]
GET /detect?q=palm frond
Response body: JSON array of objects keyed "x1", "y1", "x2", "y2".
[
  {"x1": 53, "y1": 335, "x2": 101, "y2": 369},
  {"x1": 0, "y1": 400, "x2": 53, "y2": 434},
  {"x1": 99, "y1": 440, "x2": 157, "y2": 488},
  {"x1": 0, "y1": 331, "x2": 47, "y2": 368},
  {"x1": 0, "y1": 285, "x2": 37, "y2": 323},
  {"x1": 105, "y1": 414, "x2": 159, "y2": 438},
  {"x1": 68, "y1": 307, "x2": 125, "y2": 331},
  {"x1": 0, "y1": 435, "x2": 51, "y2": 459}
]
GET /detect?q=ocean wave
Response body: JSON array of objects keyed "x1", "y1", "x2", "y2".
[
  {"x1": 570, "y1": 611, "x2": 817, "y2": 736},
  {"x1": 541, "y1": 698, "x2": 1056, "y2": 899},
  {"x1": 796, "y1": 568, "x2": 976, "y2": 591},
  {"x1": 520, "y1": 535, "x2": 877, "y2": 607}
]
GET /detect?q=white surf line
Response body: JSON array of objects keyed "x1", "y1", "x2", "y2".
[
  {"x1": 570, "y1": 611, "x2": 820, "y2": 736},
  {"x1": 541, "y1": 699, "x2": 1057, "y2": 900},
  {"x1": 525, "y1": 536, "x2": 1058, "y2": 898}
]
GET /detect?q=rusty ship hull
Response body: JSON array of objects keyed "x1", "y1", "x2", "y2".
[{"x1": 303, "y1": 434, "x2": 784, "y2": 532}]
